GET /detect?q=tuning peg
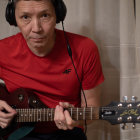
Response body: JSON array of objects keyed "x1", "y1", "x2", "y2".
[
  {"x1": 131, "y1": 96, "x2": 137, "y2": 102},
  {"x1": 121, "y1": 123, "x2": 128, "y2": 130},
  {"x1": 123, "y1": 96, "x2": 128, "y2": 102},
  {"x1": 132, "y1": 123, "x2": 136, "y2": 129}
]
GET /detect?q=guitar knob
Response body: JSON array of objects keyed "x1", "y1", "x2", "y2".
[
  {"x1": 18, "y1": 94, "x2": 24, "y2": 102},
  {"x1": 123, "y1": 96, "x2": 128, "y2": 102},
  {"x1": 131, "y1": 96, "x2": 137, "y2": 102},
  {"x1": 132, "y1": 123, "x2": 136, "y2": 129},
  {"x1": 121, "y1": 123, "x2": 128, "y2": 130}
]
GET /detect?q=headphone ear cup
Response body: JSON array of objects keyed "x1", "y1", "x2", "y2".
[
  {"x1": 55, "y1": 0, "x2": 67, "y2": 23},
  {"x1": 5, "y1": 2, "x2": 17, "y2": 26}
]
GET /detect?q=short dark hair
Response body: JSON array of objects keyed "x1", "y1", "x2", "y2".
[{"x1": 13, "y1": 0, "x2": 57, "y2": 8}]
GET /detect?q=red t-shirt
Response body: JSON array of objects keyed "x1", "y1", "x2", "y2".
[{"x1": 0, "y1": 29, "x2": 104, "y2": 133}]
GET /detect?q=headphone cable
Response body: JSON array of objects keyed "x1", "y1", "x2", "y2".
[{"x1": 61, "y1": 21, "x2": 88, "y2": 134}]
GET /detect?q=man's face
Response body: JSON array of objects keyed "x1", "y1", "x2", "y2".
[{"x1": 15, "y1": 0, "x2": 56, "y2": 54}]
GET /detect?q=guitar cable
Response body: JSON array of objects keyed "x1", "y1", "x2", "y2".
[{"x1": 61, "y1": 21, "x2": 88, "y2": 134}]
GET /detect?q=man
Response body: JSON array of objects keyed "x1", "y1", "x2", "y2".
[{"x1": 0, "y1": 0, "x2": 104, "y2": 139}]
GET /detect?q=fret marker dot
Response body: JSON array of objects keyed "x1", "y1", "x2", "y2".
[{"x1": 79, "y1": 112, "x2": 82, "y2": 116}]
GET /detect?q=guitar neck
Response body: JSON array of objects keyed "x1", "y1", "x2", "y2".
[{"x1": 16, "y1": 107, "x2": 99, "y2": 122}]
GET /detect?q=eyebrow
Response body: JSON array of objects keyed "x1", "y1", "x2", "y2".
[{"x1": 19, "y1": 9, "x2": 51, "y2": 15}]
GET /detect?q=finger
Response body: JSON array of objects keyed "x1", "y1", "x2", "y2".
[
  {"x1": 54, "y1": 105, "x2": 64, "y2": 121},
  {"x1": 54, "y1": 105, "x2": 68, "y2": 130},
  {"x1": 56, "y1": 121, "x2": 68, "y2": 130},
  {"x1": 54, "y1": 105, "x2": 65, "y2": 124},
  {"x1": 0, "y1": 121, "x2": 9, "y2": 129},
  {"x1": 0, "y1": 111, "x2": 16, "y2": 119},
  {"x1": 0, "y1": 100, "x2": 16, "y2": 113},
  {"x1": 59, "y1": 102, "x2": 74, "y2": 108},
  {"x1": 64, "y1": 110, "x2": 76, "y2": 130},
  {"x1": 64, "y1": 110, "x2": 73, "y2": 129},
  {"x1": 0, "y1": 117, "x2": 9, "y2": 124}
]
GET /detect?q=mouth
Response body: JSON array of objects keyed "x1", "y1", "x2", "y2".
[{"x1": 29, "y1": 36, "x2": 45, "y2": 42}]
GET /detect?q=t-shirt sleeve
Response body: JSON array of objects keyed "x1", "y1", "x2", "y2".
[{"x1": 82, "y1": 39, "x2": 104, "y2": 90}]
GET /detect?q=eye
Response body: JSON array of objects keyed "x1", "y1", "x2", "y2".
[
  {"x1": 20, "y1": 15, "x2": 31, "y2": 24},
  {"x1": 22, "y1": 15, "x2": 29, "y2": 20},
  {"x1": 42, "y1": 14, "x2": 48, "y2": 18}
]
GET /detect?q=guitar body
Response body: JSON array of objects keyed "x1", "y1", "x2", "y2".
[
  {"x1": 0, "y1": 84, "x2": 46, "y2": 109},
  {"x1": 0, "y1": 84, "x2": 47, "y2": 138}
]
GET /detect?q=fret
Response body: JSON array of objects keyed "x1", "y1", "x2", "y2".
[
  {"x1": 17, "y1": 109, "x2": 19, "y2": 122},
  {"x1": 20, "y1": 109, "x2": 23, "y2": 122},
  {"x1": 79, "y1": 109, "x2": 83, "y2": 120},
  {"x1": 48, "y1": 108, "x2": 51, "y2": 121},
  {"x1": 21, "y1": 109, "x2": 23, "y2": 122},
  {"x1": 83, "y1": 107, "x2": 85, "y2": 120},
  {"x1": 34, "y1": 109, "x2": 35, "y2": 122},
  {"x1": 25, "y1": 109, "x2": 27, "y2": 122},
  {"x1": 43, "y1": 108, "x2": 45, "y2": 121},
  {"x1": 28, "y1": 109, "x2": 29, "y2": 122},
  {"x1": 38, "y1": 109, "x2": 39, "y2": 121},
  {"x1": 19, "y1": 109, "x2": 22, "y2": 122},
  {"x1": 24, "y1": 109, "x2": 26, "y2": 122},
  {"x1": 23, "y1": 109, "x2": 25, "y2": 122},
  {"x1": 51, "y1": 109, "x2": 53, "y2": 121},
  {"x1": 47, "y1": 108, "x2": 48, "y2": 121},
  {"x1": 38, "y1": 109, "x2": 41, "y2": 121},
  {"x1": 77, "y1": 108, "x2": 78, "y2": 120},
  {"x1": 91, "y1": 107, "x2": 93, "y2": 120},
  {"x1": 31, "y1": 109, "x2": 33, "y2": 122},
  {"x1": 29, "y1": 109, "x2": 31, "y2": 122}
]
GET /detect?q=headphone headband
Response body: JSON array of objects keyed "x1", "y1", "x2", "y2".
[{"x1": 5, "y1": 0, "x2": 67, "y2": 26}]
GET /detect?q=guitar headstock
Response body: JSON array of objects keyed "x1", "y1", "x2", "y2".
[{"x1": 100, "y1": 96, "x2": 140, "y2": 129}]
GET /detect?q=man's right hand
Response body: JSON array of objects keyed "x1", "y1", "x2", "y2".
[{"x1": 0, "y1": 100, "x2": 17, "y2": 129}]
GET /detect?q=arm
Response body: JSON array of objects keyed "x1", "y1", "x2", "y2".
[
  {"x1": 81, "y1": 85, "x2": 101, "y2": 107},
  {"x1": 54, "y1": 84, "x2": 102, "y2": 130}
]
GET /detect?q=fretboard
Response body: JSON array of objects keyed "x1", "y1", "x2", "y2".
[{"x1": 16, "y1": 107, "x2": 99, "y2": 122}]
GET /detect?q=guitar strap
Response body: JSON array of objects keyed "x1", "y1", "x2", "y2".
[{"x1": 7, "y1": 124, "x2": 35, "y2": 140}]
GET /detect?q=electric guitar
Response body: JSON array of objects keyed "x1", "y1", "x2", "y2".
[{"x1": 0, "y1": 84, "x2": 140, "y2": 137}]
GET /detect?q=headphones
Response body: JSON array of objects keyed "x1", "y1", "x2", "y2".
[{"x1": 5, "y1": 0, "x2": 67, "y2": 26}]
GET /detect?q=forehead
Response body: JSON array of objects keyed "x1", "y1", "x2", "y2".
[{"x1": 15, "y1": 0, "x2": 54, "y2": 13}]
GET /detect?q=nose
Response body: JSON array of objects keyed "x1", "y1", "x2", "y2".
[{"x1": 31, "y1": 18, "x2": 42, "y2": 33}]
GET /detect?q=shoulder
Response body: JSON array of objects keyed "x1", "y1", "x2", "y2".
[
  {"x1": 0, "y1": 33, "x2": 22, "y2": 44},
  {"x1": 0, "y1": 33, "x2": 23, "y2": 58},
  {"x1": 56, "y1": 29, "x2": 98, "y2": 53}
]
